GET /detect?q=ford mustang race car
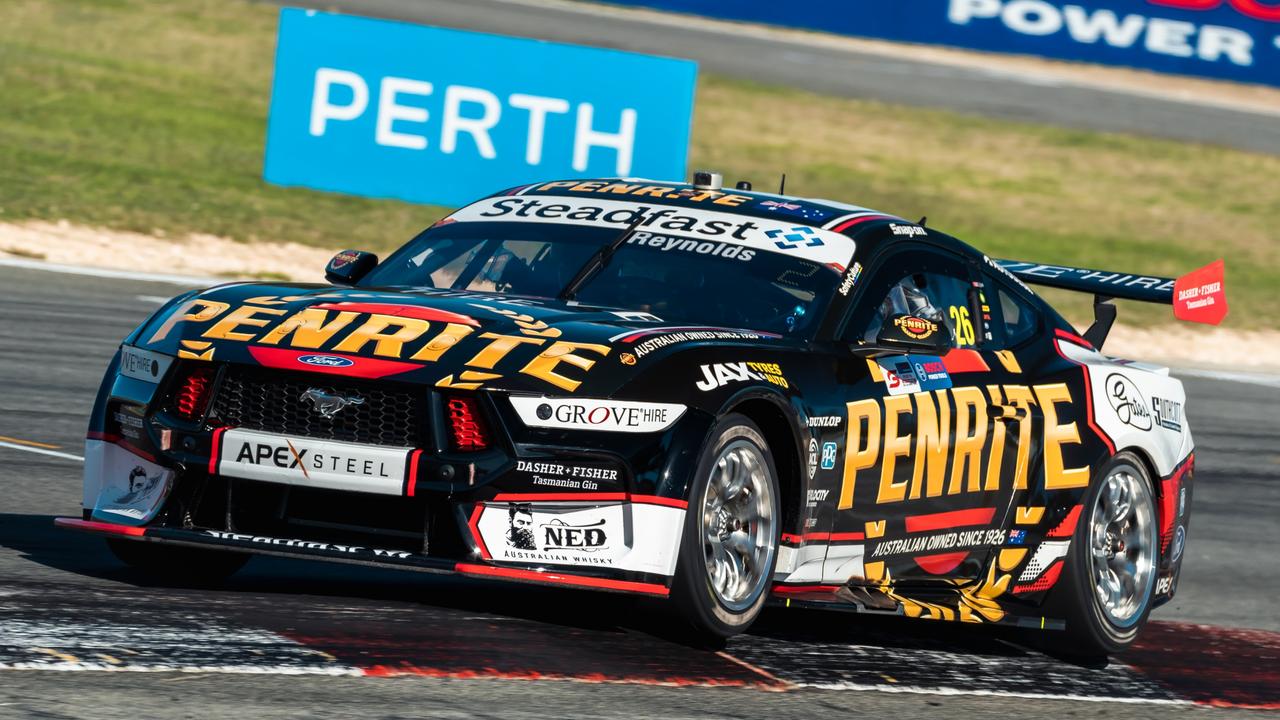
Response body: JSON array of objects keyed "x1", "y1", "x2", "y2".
[{"x1": 57, "y1": 174, "x2": 1227, "y2": 656}]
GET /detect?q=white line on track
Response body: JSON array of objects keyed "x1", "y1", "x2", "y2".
[
  {"x1": 1176, "y1": 368, "x2": 1280, "y2": 390},
  {"x1": 0, "y1": 257, "x2": 223, "y2": 286},
  {"x1": 0, "y1": 440, "x2": 83, "y2": 462},
  {"x1": 793, "y1": 682, "x2": 1193, "y2": 705}
]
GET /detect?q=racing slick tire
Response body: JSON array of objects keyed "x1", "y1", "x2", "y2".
[
  {"x1": 1045, "y1": 452, "x2": 1159, "y2": 658},
  {"x1": 107, "y1": 539, "x2": 249, "y2": 585},
  {"x1": 671, "y1": 414, "x2": 781, "y2": 642}
]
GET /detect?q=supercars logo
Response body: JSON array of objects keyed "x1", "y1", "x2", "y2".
[{"x1": 894, "y1": 315, "x2": 938, "y2": 340}]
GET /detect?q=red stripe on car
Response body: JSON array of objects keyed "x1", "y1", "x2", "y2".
[
  {"x1": 246, "y1": 346, "x2": 421, "y2": 379},
  {"x1": 53, "y1": 518, "x2": 147, "y2": 536},
  {"x1": 454, "y1": 563, "x2": 669, "y2": 596},
  {"x1": 904, "y1": 507, "x2": 997, "y2": 533},
  {"x1": 312, "y1": 302, "x2": 480, "y2": 326}
]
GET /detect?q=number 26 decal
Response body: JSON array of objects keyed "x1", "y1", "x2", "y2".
[{"x1": 949, "y1": 305, "x2": 976, "y2": 346}]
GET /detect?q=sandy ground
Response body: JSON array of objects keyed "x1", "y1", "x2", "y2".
[
  {"x1": 1, "y1": 219, "x2": 1275, "y2": 374},
  {"x1": 0, "y1": 220, "x2": 333, "y2": 282}
]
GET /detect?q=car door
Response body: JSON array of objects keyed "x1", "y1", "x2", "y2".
[{"x1": 823, "y1": 244, "x2": 1025, "y2": 587}]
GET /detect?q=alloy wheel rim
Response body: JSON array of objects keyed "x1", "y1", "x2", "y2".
[
  {"x1": 699, "y1": 438, "x2": 776, "y2": 613},
  {"x1": 1088, "y1": 467, "x2": 1157, "y2": 628}
]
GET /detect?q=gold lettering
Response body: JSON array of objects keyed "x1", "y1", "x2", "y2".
[
  {"x1": 876, "y1": 395, "x2": 913, "y2": 504},
  {"x1": 536, "y1": 181, "x2": 577, "y2": 191},
  {"x1": 633, "y1": 185, "x2": 673, "y2": 198},
  {"x1": 948, "y1": 386, "x2": 987, "y2": 495},
  {"x1": 1035, "y1": 383, "x2": 1089, "y2": 489},
  {"x1": 984, "y1": 385, "x2": 1007, "y2": 492},
  {"x1": 598, "y1": 183, "x2": 642, "y2": 194},
  {"x1": 332, "y1": 314, "x2": 430, "y2": 357},
  {"x1": 712, "y1": 194, "x2": 751, "y2": 207},
  {"x1": 259, "y1": 308, "x2": 358, "y2": 348},
  {"x1": 519, "y1": 340, "x2": 610, "y2": 392},
  {"x1": 1003, "y1": 385, "x2": 1038, "y2": 490},
  {"x1": 570, "y1": 181, "x2": 605, "y2": 192},
  {"x1": 410, "y1": 323, "x2": 475, "y2": 362},
  {"x1": 839, "y1": 399, "x2": 881, "y2": 510},
  {"x1": 910, "y1": 390, "x2": 950, "y2": 499},
  {"x1": 467, "y1": 333, "x2": 546, "y2": 369},
  {"x1": 202, "y1": 305, "x2": 286, "y2": 342},
  {"x1": 147, "y1": 299, "x2": 230, "y2": 343}
]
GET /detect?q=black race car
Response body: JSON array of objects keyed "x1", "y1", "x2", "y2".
[{"x1": 58, "y1": 174, "x2": 1225, "y2": 656}]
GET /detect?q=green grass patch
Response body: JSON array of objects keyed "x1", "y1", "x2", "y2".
[{"x1": 2, "y1": 0, "x2": 1276, "y2": 327}]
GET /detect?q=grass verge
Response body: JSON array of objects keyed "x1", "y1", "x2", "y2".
[{"x1": 1, "y1": 0, "x2": 1275, "y2": 326}]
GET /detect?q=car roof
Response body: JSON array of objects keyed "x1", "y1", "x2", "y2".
[{"x1": 492, "y1": 178, "x2": 903, "y2": 231}]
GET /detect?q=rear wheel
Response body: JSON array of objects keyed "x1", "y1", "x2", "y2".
[
  {"x1": 108, "y1": 539, "x2": 249, "y2": 585},
  {"x1": 1046, "y1": 452, "x2": 1159, "y2": 658},
  {"x1": 671, "y1": 414, "x2": 781, "y2": 640}
]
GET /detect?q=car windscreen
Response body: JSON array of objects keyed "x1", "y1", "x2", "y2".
[{"x1": 360, "y1": 221, "x2": 838, "y2": 336}]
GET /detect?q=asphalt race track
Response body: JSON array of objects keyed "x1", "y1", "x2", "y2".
[
  {"x1": 0, "y1": 262, "x2": 1277, "y2": 717},
  {"x1": 276, "y1": 0, "x2": 1280, "y2": 155}
]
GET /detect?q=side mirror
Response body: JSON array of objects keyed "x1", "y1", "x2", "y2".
[
  {"x1": 325, "y1": 250, "x2": 378, "y2": 285},
  {"x1": 873, "y1": 313, "x2": 952, "y2": 354}
]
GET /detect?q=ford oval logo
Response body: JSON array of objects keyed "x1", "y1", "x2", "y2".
[{"x1": 298, "y1": 354, "x2": 354, "y2": 368}]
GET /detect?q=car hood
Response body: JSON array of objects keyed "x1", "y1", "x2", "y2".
[{"x1": 135, "y1": 282, "x2": 784, "y2": 397}]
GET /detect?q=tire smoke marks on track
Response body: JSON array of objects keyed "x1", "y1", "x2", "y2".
[
  {"x1": 0, "y1": 618, "x2": 359, "y2": 675},
  {"x1": 1128, "y1": 621, "x2": 1280, "y2": 710},
  {"x1": 3, "y1": 583, "x2": 1277, "y2": 706},
  {"x1": 727, "y1": 634, "x2": 1185, "y2": 704}
]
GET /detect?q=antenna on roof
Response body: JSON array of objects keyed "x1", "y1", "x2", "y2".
[
  {"x1": 778, "y1": 173, "x2": 787, "y2": 195},
  {"x1": 917, "y1": 216, "x2": 928, "y2": 227}
]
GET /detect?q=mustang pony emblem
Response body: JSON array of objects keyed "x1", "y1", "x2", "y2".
[{"x1": 300, "y1": 388, "x2": 365, "y2": 420}]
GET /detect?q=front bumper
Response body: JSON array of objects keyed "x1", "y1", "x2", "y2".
[{"x1": 55, "y1": 516, "x2": 673, "y2": 597}]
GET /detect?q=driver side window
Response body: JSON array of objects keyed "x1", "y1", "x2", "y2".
[{"x1": 854, "y1": 252, "x2": 977, "y2": 349}]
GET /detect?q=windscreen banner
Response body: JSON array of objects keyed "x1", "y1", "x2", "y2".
[
  {"x1": 264, "y1": 8, "x2": 698, "y2": 207},
  {"x1": 605, "y1": 0, "x2": 1280, "y2": 87}
]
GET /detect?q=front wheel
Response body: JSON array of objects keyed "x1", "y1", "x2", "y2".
[
  {"x1": 670, "y1": 414, "x2": 781, "y2": 640},
  {"x1": 1045, "y1": 452, "x2": 1160, "y2": 658}
]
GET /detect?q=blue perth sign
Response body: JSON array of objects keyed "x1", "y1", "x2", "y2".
[
  {"x1": 265, "y1": 9, "x2": 698, "y2": 207},
  {"x1": 605, "y1": 0, "x2": 1280, "y2": 88}
]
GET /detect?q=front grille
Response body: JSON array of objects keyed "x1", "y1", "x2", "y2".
[{"x1": 209, "y1": 365, "x2": 424, "y2": 447}]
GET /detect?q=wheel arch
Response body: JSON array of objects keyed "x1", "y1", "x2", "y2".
[{"x1": 725, "y1": 395, "x2": 806, "y2": 540}]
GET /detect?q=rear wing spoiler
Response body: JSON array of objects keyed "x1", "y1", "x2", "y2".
[{"x1": 992, "y1": 258, "x2": 1227, "y2": 348}]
